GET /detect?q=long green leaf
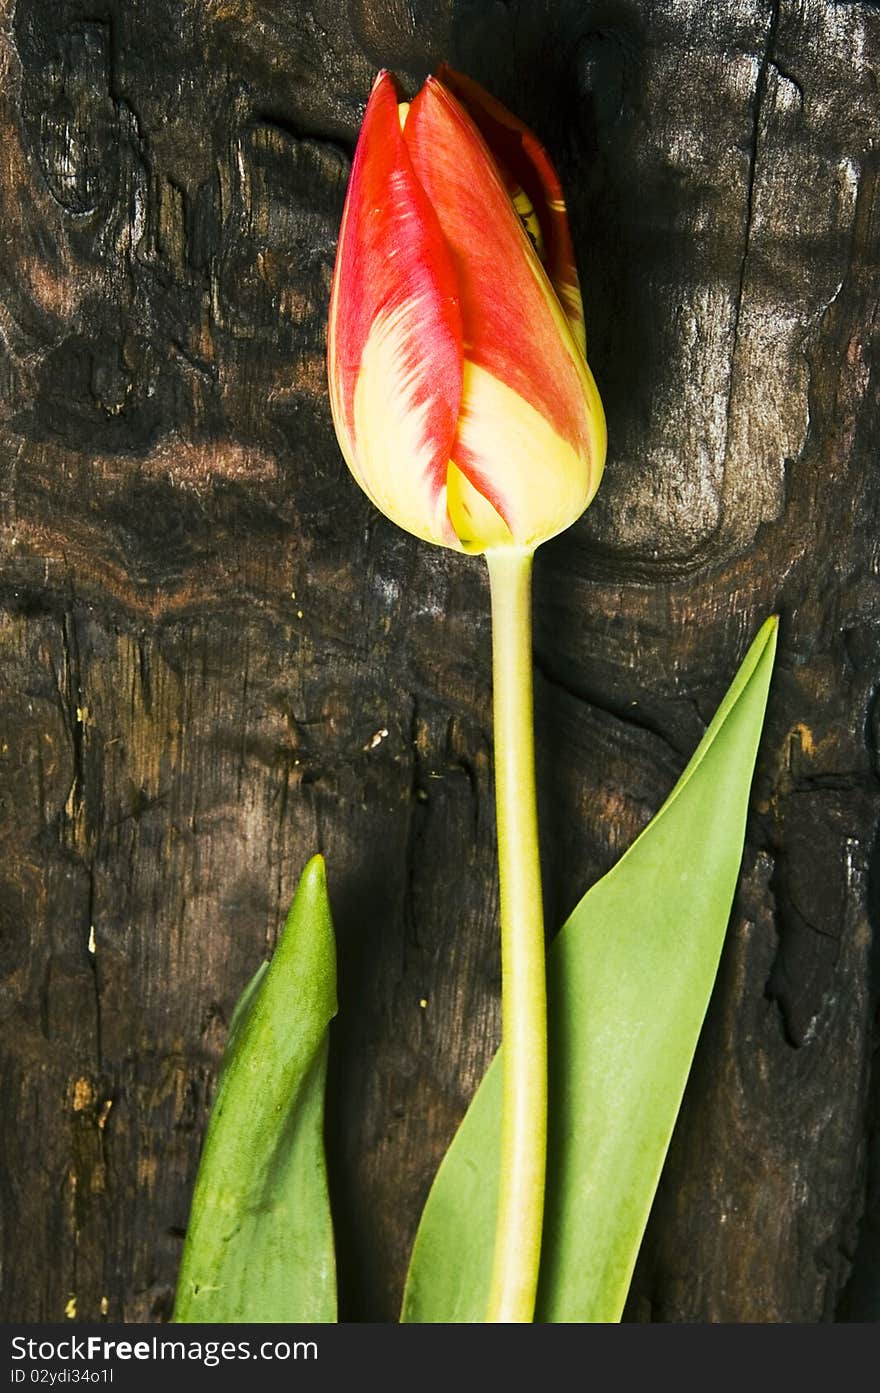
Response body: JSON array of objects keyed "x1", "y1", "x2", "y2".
[
  {"x1": 174, "y1": 854, "x2": 337, "y2": 1322},
  {"x1": 402, "y1": 617, "x2": 778, "y2": 1323}
]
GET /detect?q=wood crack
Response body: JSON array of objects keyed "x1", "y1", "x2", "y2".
[
  {"x1": 533, "y1": 655, "x2": 690, "y2": 763},
  {"x1": 724, "y1": 0, "x2": 782, "y2": 450}
]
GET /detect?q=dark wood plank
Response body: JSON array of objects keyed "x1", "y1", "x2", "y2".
[{"x1": 0, "y1": 0, "x2": 877, "y2": 1322}]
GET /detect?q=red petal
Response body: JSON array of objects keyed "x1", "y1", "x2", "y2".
[
  {"x1": 435, "y1": 65, "x2": 586, "y2": 352},
  {"x1": 402, "y1": 78, "x2": 592, "y2": 479},
  {"x1": 327, "y1": 72, "x2": 463, "y2": 541}
]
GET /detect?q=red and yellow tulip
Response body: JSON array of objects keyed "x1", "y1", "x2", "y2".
[{"x1": 327, "y1": 67, "x2": 606, "y2": 554}]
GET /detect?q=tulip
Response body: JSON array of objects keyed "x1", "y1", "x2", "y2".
[
  {"x1": 327, "y1": 66, "x2": 606, "y2": 554},
  {"x1": 327, "y1": 68, "x2": 607, "y2": 1325}
]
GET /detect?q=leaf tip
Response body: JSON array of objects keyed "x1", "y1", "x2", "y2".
[
  {"x1": 284, "y1": 854, "x2": 338, "y2": 1018},
  {"x1": 753, "y1": 613, "x2": 779, "y2": 664},
  {"x1": 301, "y1": 852, "x2": 328, "y2": 893}
]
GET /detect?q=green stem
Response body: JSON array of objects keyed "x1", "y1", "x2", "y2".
[{"x1": 484, "y1": 545, "x2": 547, "y2": 1324}]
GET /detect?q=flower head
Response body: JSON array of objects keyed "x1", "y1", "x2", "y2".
[{"x1": 327, "y1": 68, "x2": 606, "y2": 554}]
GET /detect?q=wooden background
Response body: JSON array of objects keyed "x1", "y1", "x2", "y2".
[{"x1": 0, "y1": 0, "x2": 878, "y2": 1323}]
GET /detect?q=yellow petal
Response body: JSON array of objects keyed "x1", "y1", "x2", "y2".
[
  {"x1": 352, "y1": 307, "x2": 462, "y2": 549},
  {"x1": 446, "y1": 460, "x2": 512, "y2": 552},
  {"x1": 451, "y1": 360, "x2": 599, "y2": 551}
]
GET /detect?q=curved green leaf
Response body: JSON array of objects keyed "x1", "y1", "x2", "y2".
[
  {"x1": 174, "y1": 855, "x2": 337, "y2": 1323},
  {"x1": 402, "y1": 617, "x2": 778, "y2": 1323}
]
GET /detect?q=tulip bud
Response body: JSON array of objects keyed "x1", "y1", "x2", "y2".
[{"x1": 327, "y1": 68, "x2": 606, "y2": 554}]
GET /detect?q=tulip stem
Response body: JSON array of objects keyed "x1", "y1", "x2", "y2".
[{"x1": 484, "y1": 545, "x2": 547, "y2": 1324}]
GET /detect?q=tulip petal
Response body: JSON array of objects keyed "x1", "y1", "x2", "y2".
[
  {"x1": 403, "y1": 79, "x2": 605, "y2": 538},
  {"x1": 435, "y1": 65, "x2": 586, "y2": 353},
  {"x1": 353, "y1": 306, "x2": 460, "y2": 546},
  {"x1": 452, "y1": 359, "x2": 599, "y2": 550},
  {"x1": 446, "y1": 459, "x2": 512, "y2": 553},
  {"x1": 327, "y1": 72, "x2": 464, "y2": 548}
]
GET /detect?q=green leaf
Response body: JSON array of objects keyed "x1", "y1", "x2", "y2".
[
  {"x1": 402, "y1": 617, "x2": 778, "y2": 1323},
  {"x1": 174, "y1": 855, "x2": 338, "y2": 1323}
]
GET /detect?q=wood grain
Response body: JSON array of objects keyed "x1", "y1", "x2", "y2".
[{"x1": 0, "y1": 0, "x2": 877, "y2": 1322}]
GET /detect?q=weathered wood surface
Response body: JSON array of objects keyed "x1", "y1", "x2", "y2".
[{"x1": 0, "y1": 0, "x2": 877, "y2": 1323}]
